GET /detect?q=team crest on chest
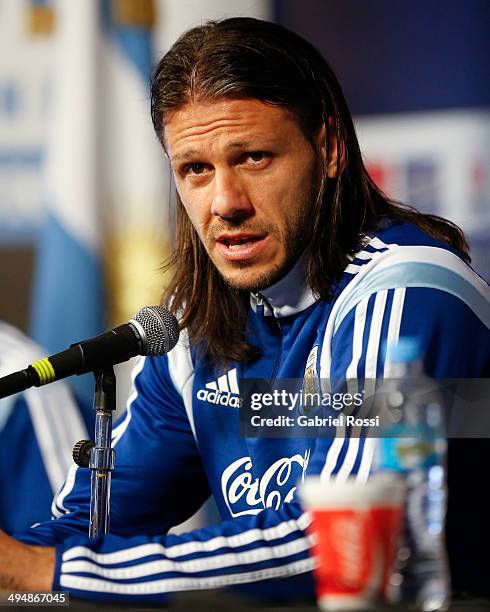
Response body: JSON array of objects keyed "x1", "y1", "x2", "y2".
[{"x1": 303, "y1": 345, "x2": 320, "y2": 396}]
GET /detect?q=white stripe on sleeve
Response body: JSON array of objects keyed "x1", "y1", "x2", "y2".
[
  {"x1": 111, "y1": 356, "x2": 146, "y2": 447},
  {"x1": 61, "y1": 534, "x2": 315, "y2": 580},
  {"x1": 60, "y1": 557, "x2": 316, "y2": 596},
  {"x1": 336, "y1": 291, "x2": 387, "y2": 483},
  {"x1": 383, "y1": 288, "x2": 406, "y2": 376},
  {"x1": 357, "y1": 287, "x2": 406, "y2": 482},
  {"x1": 167, "y1": 329, "x2": 197, "y2": 440},
  {"x1": 62, "y1": 511, "x2": 313, "y2": 564},
  {"x1": 321, "y1": 296, "x2": 369, "y2": 482}
]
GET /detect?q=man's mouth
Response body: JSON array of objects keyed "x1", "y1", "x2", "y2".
[
  {"x1": 218, "y1": 234, "x2": 265, "y2": 249},
  {"x1": 215, "y1": 233, "x2": 268, "y2": 261}
]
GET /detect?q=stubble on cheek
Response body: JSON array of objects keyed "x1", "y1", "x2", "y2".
[{"x1": 218, "y1": 205, "x2": 313, "y2": 293}]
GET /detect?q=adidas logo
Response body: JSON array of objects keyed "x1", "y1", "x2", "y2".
[{"x1": 196, "y1": 368, "x2": 241, "y2": 407}]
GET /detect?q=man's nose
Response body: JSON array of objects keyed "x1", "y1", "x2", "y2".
[{"x1": 210, "y1": 170, "x2": 253, "y2": 220}]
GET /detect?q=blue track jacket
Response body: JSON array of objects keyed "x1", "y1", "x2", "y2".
[{"x1": 15, "y1": 221, "x2": 490, "y2": 602}]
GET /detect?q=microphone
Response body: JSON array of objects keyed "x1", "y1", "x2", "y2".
[{"x1": 0, "y1": 306, "x2": 179, "y2": 399}]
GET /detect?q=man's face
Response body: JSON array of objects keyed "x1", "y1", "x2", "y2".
[{"x1": 164, "y1": 98, "x2": 325, "y2": 292}]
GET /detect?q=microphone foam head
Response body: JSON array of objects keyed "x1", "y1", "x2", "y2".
[{"x1": 131, "y1": 306, "x2": 180, "y2": 356}]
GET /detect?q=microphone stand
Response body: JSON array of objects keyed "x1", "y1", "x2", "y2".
[{"x1": 73, "y1": 366, "x2": 116, "y2": 538}]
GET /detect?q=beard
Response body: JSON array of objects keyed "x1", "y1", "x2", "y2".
[
  {"x1": 223, "y1": 227, "x2": 308, "y2": 293},
  {"x1": 204, "y1": 186, "x2": 317, "y2": 294}
]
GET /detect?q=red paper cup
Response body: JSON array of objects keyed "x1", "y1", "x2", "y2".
[{"x1": 300, "y1": 474, "x2": 405, "y2": 611}]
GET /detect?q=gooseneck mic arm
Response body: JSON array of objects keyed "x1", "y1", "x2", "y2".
[{"x1": 89, "y1": 365, "x2": 117, "y2": 538}]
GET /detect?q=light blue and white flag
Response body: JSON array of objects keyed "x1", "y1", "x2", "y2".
[
  {"x1": 30, "y1": 0, "x2": 168, "y2": 404},
  {"x1": 99, "y1": 0, "x2": 169, "y2": 327},
  {"x1": 30, "y1": 0, "x2": 104, "y2": 402}
]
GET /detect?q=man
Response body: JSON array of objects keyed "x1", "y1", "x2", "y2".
[
  {"x1": 0, "y1": 321, "x2": 91, "y2": 533},
  {"x1": 1, "y1": 18, "x2": 489, "y2": 602}
]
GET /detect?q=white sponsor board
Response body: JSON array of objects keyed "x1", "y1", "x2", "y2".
[
  {"x1": 356, "y1": 110, "x2": 490, "y2": 278},
  {"x1": 356, "y1": 110, "x2": 490, "y2": 232}
]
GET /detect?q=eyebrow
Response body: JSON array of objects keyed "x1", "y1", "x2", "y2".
[
  {"x1": 171, "y1": 149, "x2": 200, "y2": 163},
  {"x1": 170, "y1": 139, "x2": 278, "y2": 163}
]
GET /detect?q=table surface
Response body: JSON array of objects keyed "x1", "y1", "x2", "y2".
[
  {"x1": 2, "y1": 591, "x2": 489, "y2": 610},
  {"x1": 62, "y1": 592, "x2": 490, "y2": 611}
]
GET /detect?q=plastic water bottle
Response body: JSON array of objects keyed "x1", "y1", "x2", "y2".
[{"x1": 373, "y1": 337, "x2": 450, "y2": 611}]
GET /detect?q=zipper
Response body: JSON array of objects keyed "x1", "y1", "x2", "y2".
[
  {"x1": 256, "y1": 292, "x2": 283, "y2": 382},
  {"x1": 252, "y1": 292, "x2": 263, "y2": 308}
]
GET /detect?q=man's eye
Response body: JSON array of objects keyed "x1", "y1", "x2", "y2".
[
  {"x1": 185, "y1": 162, "x2": 206, "y2": 175},
  {"x1": 248, "y1": 152, "x2": 265, "y2": 163},
  {"x1": 242, "y1": 151, "x2": 270, "y2": 166}
]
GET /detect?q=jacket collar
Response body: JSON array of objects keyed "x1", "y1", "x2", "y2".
[{"x1": 249, "y1": 249, "x2": 318, "y2": 318}]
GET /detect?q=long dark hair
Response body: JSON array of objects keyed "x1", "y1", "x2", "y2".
[{"x1": 151, "y1": 17, "x2": 469, "y2": 364}]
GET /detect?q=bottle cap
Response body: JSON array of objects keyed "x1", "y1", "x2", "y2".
[{"x1": 383, "y1": 337, "x2": 422, "y2": 363}]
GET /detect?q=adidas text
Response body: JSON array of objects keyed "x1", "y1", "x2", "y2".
[{"x1": 197, "y1": 388, "x2": 241, "y2": 407}]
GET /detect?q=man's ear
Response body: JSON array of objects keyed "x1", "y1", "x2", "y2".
[{"x1": 315, "y1": 117, "x2": 346, "y2": 178}]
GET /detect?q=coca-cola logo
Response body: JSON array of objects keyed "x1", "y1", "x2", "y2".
[
  {"x1": 332, "y1": 516, "x2": 366, "y2": 587},
  {"x1": 221, "y1": 450, "x2": 311, "y2": 518},
  {"x1": 323, "y1": 511, "x2": 384, "y2": 598}
]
